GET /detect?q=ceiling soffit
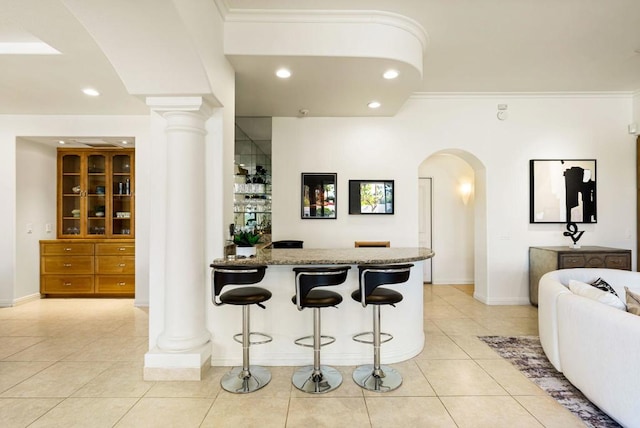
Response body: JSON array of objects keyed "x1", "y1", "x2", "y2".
[{"x1": 220, "y1": 6, "x2": 428, "y2": 117}]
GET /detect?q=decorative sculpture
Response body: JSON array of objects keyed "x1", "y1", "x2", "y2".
[{"x1": 563, "y1": 222, "x2": 584, "y2": 249}]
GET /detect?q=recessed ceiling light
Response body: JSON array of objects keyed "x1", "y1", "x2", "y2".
[
  {"x1": 383, "y1": 69, "x2": 399, "y2": 79},
  {"x1": 368, "y1": 101, "x2": 381, "y2": 109},
  {"x1": 276, "y1": 68, "x2": 291, "y2": 79},
  {"x1": 82, "y1": 88, "x2": 100, "y2": 96},
  {"x1": 58, "y1": 140, "x2": 65, "y2": 145}
]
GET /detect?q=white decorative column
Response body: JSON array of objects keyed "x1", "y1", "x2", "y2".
[{"x1": 144, "y1": 96, "x2": 212, "y2": 381}]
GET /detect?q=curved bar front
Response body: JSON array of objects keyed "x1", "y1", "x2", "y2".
[{"x1": 208, "y1": 247, "x2": 434, "y2": 367}]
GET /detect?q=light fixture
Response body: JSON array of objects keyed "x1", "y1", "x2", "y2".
[
  {"x1": 82, "y1": 88, "x2": 100, "y2": 96},
  {"x1": 368, "y1": 101, "x2": 381, "y2": 109},
  {"x1": 275, "y1": 68, "x2": 291, "y2": 79},
  {"x1": 459, "y1": 182, "x2": 473, "y2": 205},
  {"x1": 58, "y1": 140, "x2": 65, "y2": 145},
  {"x1": 383, "y1": 69, "x2": 399, "y2": 79},
  {"x1": 121, "y1": 140, "x2": 128, "y2": 145}
]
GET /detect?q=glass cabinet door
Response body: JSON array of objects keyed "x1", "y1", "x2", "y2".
[
  {"x1": 111, "y1": 153, "x2": 133, "y2": 237},
  {"x1": 60, "y1": 153, "x2": 82, "y2": 237},
  {"x1": 86, "y1": 154, "x2": 107, "y2": 237},
  {"x1": 57, "y1": 149, "x2": 134, "y2": 239}
]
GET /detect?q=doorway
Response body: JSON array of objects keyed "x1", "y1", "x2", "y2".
[
  {"x1": 419, "y1": 150, "x2": 484, "y2": 297},
  {"x1": 418, "y1": 177, "x2": 433, "y2": 283}
]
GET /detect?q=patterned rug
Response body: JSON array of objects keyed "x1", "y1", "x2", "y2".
[{"x1": 478, "y1": 336, "x2": 620, "y2": 428}]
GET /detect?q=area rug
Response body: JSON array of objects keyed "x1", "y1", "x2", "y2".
[{"x1": 479, "y1": 336, "x2": 620, "y2": 428}]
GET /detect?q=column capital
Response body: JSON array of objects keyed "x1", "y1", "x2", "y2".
[{"x1": 146, "y1": 96, "x2": 213, "y2": 118}]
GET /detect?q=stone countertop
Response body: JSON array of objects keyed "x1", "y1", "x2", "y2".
[{"x1": 212, "y1": 247, "x2": 434, "y2": 266}]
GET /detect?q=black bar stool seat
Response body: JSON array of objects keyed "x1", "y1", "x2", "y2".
[
  {"x1": 211, "y1": 264, "x2": 271, "y2": 394},
  {"x1": 352, "y1": 263, "x2": 413, "y2": 392},
  {"x1": 291, "y1": 289, "x2": 342, "y2": 307},
  {"x1": 350, "y1": 287, "x2": 403, "y2": 306},
  {"x1": 291, "y1": 265, "x2": 350, "y2": 393},
  {"x1": 221, "y1": 287, "x2": 272, "y2": 306}
]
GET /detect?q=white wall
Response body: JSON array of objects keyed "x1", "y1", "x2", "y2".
[
  {"x1": 272, "y1": 94, "x2": 636, "y2": 304},
  {"x1": 0, "y1": 115, "x2": 150, "y2": 306},
  {"x1": 419, "y1": 153, "x2": 475, "y2": 284},
  {"x1": 633, "y1": 92, "x2": 640, "y2": 132},
  {"x1": 15, "y1": 140, "x2": 57, "y2": 301}
]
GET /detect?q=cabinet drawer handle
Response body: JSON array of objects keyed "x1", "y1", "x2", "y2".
[
  {"x1": 64, "y1": 247, "x2": 72, "y2": 251},
  {"x1": 118, "y1": 263, "x2": 126, "y2": 267},
  {"x1": 118, "y1": 282, "x2": 127, "y2": 286},
  {"x1": 63, "y1": 263, "x2": 72, "y2": 267},
  {"x1": 64, "y1": 282, "x2": 71, "y2": 286},
  {"x1": 118, "y1": 247, "x2": 126, "y2": 251}
]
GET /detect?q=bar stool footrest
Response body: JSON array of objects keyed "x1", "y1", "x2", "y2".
[
  {"x1": 352, "y1": 331, "x2": 393, "y2": 344},
  {"x1": 294, "y1": 334, "x2": 336, "y2": 348},
  {"x1": 233, "y1": 331, "x2": 273, "y2": 345}
]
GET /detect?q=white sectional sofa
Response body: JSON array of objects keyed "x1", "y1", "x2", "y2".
[{"x1": 538, "y1": 268, "x2": 640, "y2": 428}]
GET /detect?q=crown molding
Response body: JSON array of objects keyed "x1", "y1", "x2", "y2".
[
  {"x1": 214, "y1": 0, "x2": 428, "y2": 51},
  {"x1": 411, "y1": 91, "x2": 635, "y2": 100}
]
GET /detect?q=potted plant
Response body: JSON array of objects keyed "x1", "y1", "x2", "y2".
[{"x1": 233, "y1": 229, "x2": 261, "y2": 257}]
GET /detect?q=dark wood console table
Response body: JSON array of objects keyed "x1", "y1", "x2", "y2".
[{"x1": 529, "y1": 246, "x2": 631, "y2": 306}]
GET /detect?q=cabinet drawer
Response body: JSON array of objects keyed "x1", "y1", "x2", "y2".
[
  {"x1": 41, "y1": 256, "x2": 94, "y2": 274},
  {"x1": 584, "y1": 255, "x2": 606, "y2": 268},
  {"x1": 95, "y1": 243, "x2": 135, "y2": 256},
  {"x1": 41, "y1": 243, "x2": 94, "y2": 256},
  {"x1": 96, "y1": 256, "x2": 135, "y2": 274},
  {"x1": 95, "y1": 275, "x2": 135, "y2": 293},
  {"x1": 559, "y1": 255, "x2": 587, "y2": 268},
  {"x1": 41, "y1": 275, "x2": 94, "y2": 293},
  {"x1": 604, "y1": 255, "x2": 630, "y2": 269}
]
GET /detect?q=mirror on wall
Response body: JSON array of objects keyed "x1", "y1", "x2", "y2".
[{"x1": 234, "y1": 117, "x2": 272, "y2": 234}]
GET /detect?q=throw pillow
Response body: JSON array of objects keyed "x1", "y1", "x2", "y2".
[
  {"x1": 590, "y1": 277, "x2": 620, "y2": 298},
  {"x1": 625, "y1": 287, "x2": 640, "y2": 316},
  {"x1": 568, "y1": 279, "x2": 626, "y2": 310}
]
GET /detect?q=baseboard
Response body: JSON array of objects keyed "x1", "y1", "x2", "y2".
[
  {"x1": 431, "y1": 280, "x2": 474, "y2": 285},
  {"x1": 481, "y1": 295, "x2": 531, "y2": 305},
  {"x1": 13, "y1": 293, "x2": 42, "y2": 306},
  {"x1": 0, "y1": 293, "x2": 41, "y2": 307}
]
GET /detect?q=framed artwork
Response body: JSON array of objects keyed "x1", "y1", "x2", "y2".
[
  {"x1": 529, "y1": 159, "x2": 597, "y2": 223},
  {"x1": 348, "y1": 180, "x2": 394, "y2": 215},
  {"x1": 301, "y1": 173, "x2": 337, "y2": 219}
]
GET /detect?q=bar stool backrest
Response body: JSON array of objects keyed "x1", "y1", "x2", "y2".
[
  {"x1": 273, "y1": 240, "x2": 304, "y2": 248},
  {"x1": 211, "y1": 264, "x2": 267, "y2": 305},
  {"x1": 293, "y1": 266, "x2": 350, "y2": 309},
  {"x1": 358, "y1": 264, "x2": 414, "y2": 304}
]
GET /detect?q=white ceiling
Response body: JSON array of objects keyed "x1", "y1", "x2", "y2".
[{"x1": 1, "y1": 0, "x2": 639, "y2": 121}]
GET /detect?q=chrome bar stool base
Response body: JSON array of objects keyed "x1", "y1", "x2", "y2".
[
  {"x1": 292, "y1": 365, "x2": 342, "y2": 394},
  {"x1": 221, "y1": 365, "x2": 271, "y2": 394},
  {"x1": 353, "y1": 364, "x2": 402, "y2": 392}
]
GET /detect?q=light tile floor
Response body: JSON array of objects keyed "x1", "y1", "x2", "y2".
[{"x1": 0, "y1": 285, "x2": 587, "y2": 427}]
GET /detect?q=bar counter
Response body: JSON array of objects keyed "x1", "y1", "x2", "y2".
[
  {"x1": 208, "y1": 247, "x2": 434, "y2": 367},
  {"x1": 213, "y1": 246, "x2": 434, "y2": 265}
]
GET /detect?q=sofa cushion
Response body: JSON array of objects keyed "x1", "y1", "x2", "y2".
[
  {"x1": 625, "y1": 287, "x2": 640, "y2": 316},
  {"x1": 568, "y1": 279, "x2": 626, "y2": 310},
  {"x1": 591, "y1": 277, "x2": 620, "y2": 298}
]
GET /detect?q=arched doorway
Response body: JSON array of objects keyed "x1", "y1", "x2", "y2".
[{"x1": 418, "y1": 149, "x2": 488, "y2": 302}]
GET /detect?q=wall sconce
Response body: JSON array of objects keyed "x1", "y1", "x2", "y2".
[{"x1": 459, "y1": 182, "x2": 473, "y2": 205}]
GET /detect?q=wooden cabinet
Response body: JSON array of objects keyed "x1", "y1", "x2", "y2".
[
  {"x1": 40, "y1": 240, "x2": 135, "y2": 297},
  {"x1": 58, "y1": 148, "x2": 134, "y2": 239},
  {"x1": 529, "y1": 246, "x2": 631, "y2": 306}
]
